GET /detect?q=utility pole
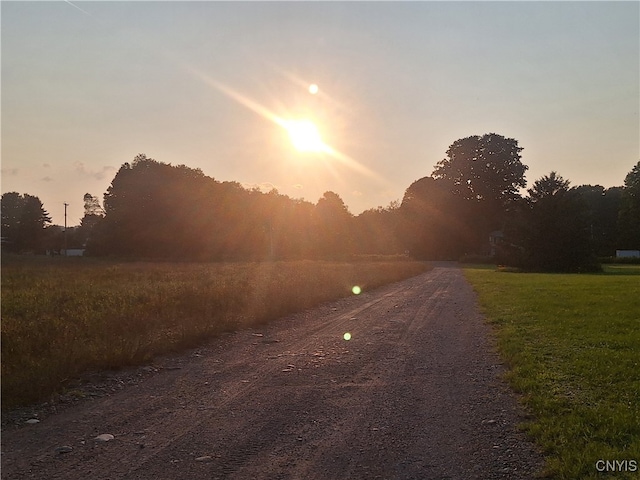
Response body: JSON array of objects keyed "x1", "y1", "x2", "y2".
[
  {"x1": 64, "y1": 202, "x2": 68, "y2": 256},
  {"x1": 269, "y1": 222, "x2": 274, "y2": 259}
]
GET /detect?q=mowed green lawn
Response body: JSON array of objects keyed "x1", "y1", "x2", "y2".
[{"x1": 464, "y1": 265, "x2": 640, "y2": 479}]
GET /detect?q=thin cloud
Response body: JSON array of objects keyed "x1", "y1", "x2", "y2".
[
  {"x1": 242, "y1": 182, "x2": 278, "y2": 193},
  {"x1": 42, "y1": 176, "x2": 53, "y2": 182},
  {"x1": 73, "y1": 162, "x2": 116, "y2": 180},
  {"x1": 1, "y1": 168, "x2": 19, "y2": 176}
]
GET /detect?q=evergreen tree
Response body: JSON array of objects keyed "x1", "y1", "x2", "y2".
[
  {"x1": 1, "y1": 192, "x2": 51, "y2": 253},
  {"x1": 618, "y1": 161, "x2": 640, "y2": 249},
  {"x1": 517, "y1": 172, "x2": 598, "y2": 272}
]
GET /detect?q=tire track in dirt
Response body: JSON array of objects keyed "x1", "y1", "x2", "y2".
[
  {"x1": 1, "y1": 279, "x2": 412, "y2": 479},
  {"x1": 1, "y1": 265, "x2": 544, "y2": 479},
  {"x1": 118, "y1": 283, "x2": 413, "y2": 477}
]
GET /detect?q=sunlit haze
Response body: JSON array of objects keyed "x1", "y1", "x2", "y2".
[
  {"x1": 2, "y1": 1, "x2": 638, "y2": 226},
  {"x1": 285, "y1": 120, "x2": 326, "y2": 153}
]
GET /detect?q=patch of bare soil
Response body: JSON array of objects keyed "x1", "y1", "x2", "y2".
[{"x1": 1, "y1": 264, "x2": 544, "y2": 479}]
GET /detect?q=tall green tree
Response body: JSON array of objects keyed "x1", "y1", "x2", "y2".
[
  {"x1": 399, "y1": 176, "x2": 472, "y2": 259},
  {"x1": 617, "y1": 161, "x2": 640, "y2": 250},
  {"x1": 314, "y1": 191, "x2": 354, "y2": 259},
  {"x1": 432, "y1": 133, "x2": 528, "y2": 252},
  {"x1": 77, "y1": 193, "x2": 105, "y2": 248},
  {"x1": 515, "y1": 172, "x2": 598, "y2": 272},
  {"x1": 93, "y1": 154, "x2": 215, "y2": 257},
  {"x1": 1, "y1": 192, "x2": 51, "y2": 253},
  {"x1": 257, "y1": 190, "x2": 317, "y2": 260},
  {"x1": 574, "y1": 185, "x2": 623, "y2": 256},
  {"x1": 354, "y1": 201, "x2": 403, "y2": 255},
  {"x1": 90, "y1": 154, "x2": 325, "y2": 260}
]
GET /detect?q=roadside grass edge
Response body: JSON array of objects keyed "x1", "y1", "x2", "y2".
[{"x1": 464, "y1": 265, "x2": 640, "y2": 480}]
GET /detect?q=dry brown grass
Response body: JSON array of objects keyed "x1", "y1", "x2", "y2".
[{"x1": 1, "y1": 257, "x2": 429, "y2": 407}]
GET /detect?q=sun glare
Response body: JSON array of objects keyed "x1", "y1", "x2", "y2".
[
  {"x1": 285, "y1": 119, "x2": 325, "y2": 153},
  {"x1": 190, "y1": 69, "x2": 384, "y2": 179}
]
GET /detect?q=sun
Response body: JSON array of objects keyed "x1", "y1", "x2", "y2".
[
  {"x1": 194, "y1": 74, "x2": 380, "y2": 178},
  {"x1": 284, "y1": 119, "x2": 326, "y2": 153}
]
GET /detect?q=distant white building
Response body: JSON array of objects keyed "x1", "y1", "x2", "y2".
[{"x1": 616, "y1": 250, "x2": 640, "y2": 258}]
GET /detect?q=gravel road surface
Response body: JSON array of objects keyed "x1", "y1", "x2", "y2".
[{"x1": 2, "y1": 264, "x2": 543, "y2": 479}]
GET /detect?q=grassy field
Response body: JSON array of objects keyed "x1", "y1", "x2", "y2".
[
  {"x1": 1, "y1": 256, "x2": 429, "y2": 408},
  {"x1": 464, "y1": 265, "x2": 640, "y2": 479}
]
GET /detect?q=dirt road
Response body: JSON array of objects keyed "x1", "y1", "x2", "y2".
[{"x1": 2, "y1": 264, "x2": 543, "y2": 479}]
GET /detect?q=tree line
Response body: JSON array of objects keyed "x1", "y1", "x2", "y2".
[{"x1": 2, "y1": 134, "x2": 639, "y2": 271}]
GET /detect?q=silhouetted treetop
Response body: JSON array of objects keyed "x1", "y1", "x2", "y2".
[
  {"x1": 527, "y1": 171, "x2": 570, "y2": 202},
  {"x1": 624, "y1": 161, "x2": 640, "y2": 191},
  {"x1": 398, "y1": 176, "x2": 473, "y2": 259},
  {"x1": 433, "y1": 133, "x2": 527, "y2": 205},
  {"x1": 83, "y1": 193, "x2": 104, "y2": 217},
  {"x1": 1, "y1": 192, "x2": 51, "y2": 253},
  {"x1": 67, "y1": 150, "x2": 638, "y2": 265},
  {"x1": 427, "y1": 133, "x2": 528, "y2": 255},
  {"x1": 618, "y1": 160, "x2": 640, "y2": 249},
  {"x1": 316, "y1": 191, "x2": 351, "y2": 218},
  {"x1": 401, "y1": 176, "x2": 449, "y2": 212},
  {"x1": 87, "y1": 155, "x2": 364, "y2": 259}
]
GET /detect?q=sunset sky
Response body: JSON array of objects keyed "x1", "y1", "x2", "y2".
[{"x1": 2, "y1": 1, "x2": 638, "y2": 226}]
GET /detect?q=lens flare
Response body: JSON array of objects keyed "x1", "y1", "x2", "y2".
[
  {"x1": 343, "y1": 332, "x2": 352, "y2": 341},
  {"x1": 351, "y1": 285, "x2": 362, "y2": 295},
  {"x1": 186, "y1": 67, "x2": 385, "y2": 181}
]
